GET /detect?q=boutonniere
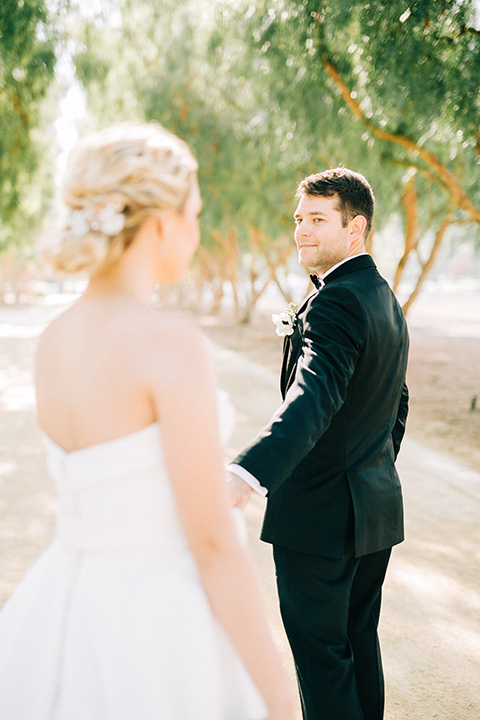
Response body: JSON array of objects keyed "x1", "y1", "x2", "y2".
[{"x1": 272, "y1": 302, "x2": 297, "y2": 337}]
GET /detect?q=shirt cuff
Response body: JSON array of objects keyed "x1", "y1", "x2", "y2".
[{"x1": 227, "y1": 463, "x2": 268, "y2": 497}]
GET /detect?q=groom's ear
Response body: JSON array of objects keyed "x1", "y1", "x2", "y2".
[{"x1": 348, "y1": 214, "x2": 367, "y2": 241}]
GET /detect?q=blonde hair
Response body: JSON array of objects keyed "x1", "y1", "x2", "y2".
[{"x1": 51, "y1": 122, "x2": 198, "y2": 275}]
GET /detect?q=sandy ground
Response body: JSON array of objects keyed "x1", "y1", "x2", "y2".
[{"x1": 1, "y1": 292, "x2": 480, "y2": 719}]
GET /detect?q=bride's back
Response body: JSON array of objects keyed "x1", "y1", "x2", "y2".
[
  {"x1": 36, "y1": 122, "x2": 200, "y2": 452},
  {"x1": 35, "y1": 297, "x2": 162, "y2": 452}
]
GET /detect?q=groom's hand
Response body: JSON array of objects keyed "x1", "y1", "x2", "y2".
[{"x1": 226, "y1": 472, "x2": 253, "y2": 509}]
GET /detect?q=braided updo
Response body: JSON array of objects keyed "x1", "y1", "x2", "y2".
[{"x1": 51, "y1": 122, "x2": 198, "y2": 275}]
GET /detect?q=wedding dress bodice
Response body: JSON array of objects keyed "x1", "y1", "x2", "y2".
[
  {"x1": 43, "y1": 423, "x2": 188, "y2": 555},
  {"x1": 42, "y1": 387, "x2": 236, "y2": 556}
]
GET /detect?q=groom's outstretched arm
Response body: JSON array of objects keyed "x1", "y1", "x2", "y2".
[{"x1": 233, "y1": 285, "x2": 365, "y2": 496}]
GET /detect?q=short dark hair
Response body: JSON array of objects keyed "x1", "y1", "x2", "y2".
[{"x1": 296, "y1": 167, "x2": 375, "y2": 239}]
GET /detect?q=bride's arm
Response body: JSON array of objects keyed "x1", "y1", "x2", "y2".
[{"x1": 143, "y1": 320, "x2": 296, "y2": 720}]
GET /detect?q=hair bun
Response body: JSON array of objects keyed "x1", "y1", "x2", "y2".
[{"x1": 49, "y1": 122, "x2": 197, "y2": 276}]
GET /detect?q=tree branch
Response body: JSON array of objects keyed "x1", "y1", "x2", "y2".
[
  {"x1": 393, "y1": 173, "x2": 418, "y2": 293},
  {"x1": 389, "y1": 159, "x2": 451, "y2": 194},
  {"x1": 318, "y1": 49, "x2": 480, "y2": 225}
]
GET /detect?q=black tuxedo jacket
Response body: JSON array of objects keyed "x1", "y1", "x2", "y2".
[{"x1": 235, "y1": 255, "x2": 409, "y2": 558}]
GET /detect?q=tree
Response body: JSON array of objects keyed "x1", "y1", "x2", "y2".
[
  {"x1": 243, "y1": 0, "x2": 480, "y2": 308},
  {"x1": 69, "y1": 0, "x2": 480, "y2": 316},
  {"x1": 0, "y1": 0, "x2": 65, "y2": 262},
  {"x1": 71, "y1": 0, "x2": 305, "y2": 318}
]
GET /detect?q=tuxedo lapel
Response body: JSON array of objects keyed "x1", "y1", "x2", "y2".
[
  {"x1": 280, "y1": 281, "x2": 323, "y2": 397},
  {"x1": 280, "y1": 313, "x2": 304, "y2": 398},
  {"x1": 296, "y1": 286, "x2": 321, "y2": 316},
  {"x1": 280, "y1": 337, "x2": 290, "y2": 398},
  {"x1": 279, "y1": 255, "x2": 376, "y2": 398}
]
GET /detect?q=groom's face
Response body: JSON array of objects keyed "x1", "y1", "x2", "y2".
[{"x1": 293, "y1": 194, "x2": 357, "y2": 275}]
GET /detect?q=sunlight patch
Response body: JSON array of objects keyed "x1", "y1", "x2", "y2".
[{"x1": 0, "y1": 386, "x2": 36, "y2": 411}]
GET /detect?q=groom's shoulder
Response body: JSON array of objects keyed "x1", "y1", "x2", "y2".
[
  {"x1": 308, "y1": 276, "x2": 365, "y2": 312},
  {"x1": 303, "y1": 282, "x2": 366, "y2": 338},
  {"x1": 314, "y1": 261, "x2": 384, "y2": 305}
]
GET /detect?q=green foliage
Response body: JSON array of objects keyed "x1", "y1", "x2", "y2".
[
  {"x1": 71, "y1": 0, "x2": 480, "y2": 300},
  {"x1": 212, "y1": 0, "x2": 406, "y2": 227},
  {"x1": 306, "y1": 1, "x2": 479, "y2": 205},
  {"x1": 227, "y1": 0, "x2": 480, "y2": 257},
  {"x1": 356, "y1": 1, "x2": 480, "y2": 135},
  {"x1": 0, "y1": 0, "x2": 64, "y2": 253},
  {"x1": 71, "y1": 0, "x2": 303, "y2": 245}
]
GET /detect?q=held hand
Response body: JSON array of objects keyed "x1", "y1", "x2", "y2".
[
  {"x1": 226, "y1": 472, "x2": 253, "y2": 509},
  {"x1": 267, "y1": 696, "x2": 299, "y2": 720}
]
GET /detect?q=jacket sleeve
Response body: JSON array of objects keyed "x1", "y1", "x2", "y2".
[
  {"x1": 392, "y1": 382, "x2": 409, "y2": 459},
  {"x1": 234, "y1": 285, "x2": 366, "y2": 495}
]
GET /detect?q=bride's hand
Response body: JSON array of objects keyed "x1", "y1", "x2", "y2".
[
  {"x1": 225, "y1": 472, "x2": 253, "y2": 509},
  {"x1": 266, "y1": 692, "x2": 299, "y2": 720}
]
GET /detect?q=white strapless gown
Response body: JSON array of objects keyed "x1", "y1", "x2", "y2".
[{"x1": 0, "y1": 408, "x2": 267, "y2": 719}]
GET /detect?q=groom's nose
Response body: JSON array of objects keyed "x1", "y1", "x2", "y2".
[{"x1": 295, "y1": 224, "x2": 311, "y2": 241}]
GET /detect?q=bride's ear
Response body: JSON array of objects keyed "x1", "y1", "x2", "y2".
[
  {"x1": 154, "y1": 210, "x2": 177, "y2": 240},
  {"x1": 151, "y1": 214, "x2": 171, "y2": 258},
  {"x1": 153, "y1": 212, "x2": 176, "y2": 261},
  {"x1": 153, "y1": 214, "x2": 165, "y2": 239}
]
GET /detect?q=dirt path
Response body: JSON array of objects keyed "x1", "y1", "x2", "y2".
[{"x1": 1, "y1": 298, "x2": 480, "y2": 719}]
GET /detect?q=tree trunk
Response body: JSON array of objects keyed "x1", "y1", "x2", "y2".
[
  {"x1": 402, "y1": 213, "x2": 454, "y2": 315},
  {"x1": 393, "y1": 173, "x2": 419, "y2": 294}
]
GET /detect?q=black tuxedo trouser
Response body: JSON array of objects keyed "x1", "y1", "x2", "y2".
[{"x1": 273, "y1": 544, "x2": 392, "y2": 720}]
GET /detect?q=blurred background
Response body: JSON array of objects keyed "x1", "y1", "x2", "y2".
[{"x1": 1, "y1": 0, "x2": 479, "y2": 316}]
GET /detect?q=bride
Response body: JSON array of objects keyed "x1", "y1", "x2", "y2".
[{"x1": 0, "y1": 122, "x2": 296, "y2": 720}]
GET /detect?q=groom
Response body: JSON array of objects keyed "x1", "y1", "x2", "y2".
[{"x1": 227, "y1": 168, "x2": 409, "y2": 720}]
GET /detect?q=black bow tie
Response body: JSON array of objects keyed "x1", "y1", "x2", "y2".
[{"x1": 310, "y1": 274, "x2": 325, "y2": 290}]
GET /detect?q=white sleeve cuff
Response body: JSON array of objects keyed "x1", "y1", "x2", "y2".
[{"x1": 227, "y1": 463, "x2": 268, "y2": 497}]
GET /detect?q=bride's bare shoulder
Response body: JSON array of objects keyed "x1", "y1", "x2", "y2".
[
  {"x1": 37, "y1": 301, "x2": 210, "y2": 384},
  {"x1": 36, "y1": 304, "x2": 78, "y2": 351},
  {"x1": 133, "y1": 308, "x2": 210, "y2": 368},
  {"x1": 128, "y1": 310, "x2": 212, "y2": 392},
  {"x1": 38, "y1": 301, "x2": 206, "y2": 359},
  {"x1": 137, "y1": 308, "x2": 204, "y2": 343}
]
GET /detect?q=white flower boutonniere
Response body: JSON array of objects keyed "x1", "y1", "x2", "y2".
[{"x1": 272, "y1": 302, "x2": 297, "y2": 337}]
